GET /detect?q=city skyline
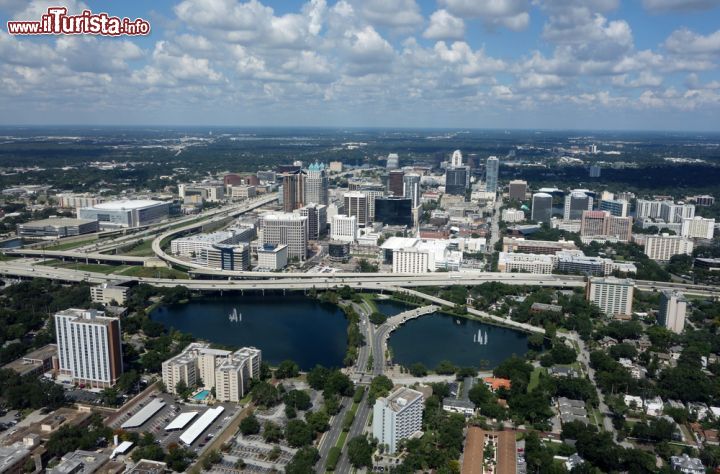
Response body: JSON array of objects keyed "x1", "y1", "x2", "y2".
[{"x1": 0, "y1": 0, "x2": 719, "y2": 130}]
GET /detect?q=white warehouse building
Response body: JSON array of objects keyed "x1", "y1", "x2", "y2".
[{"x1": 78, "y1": 199, "x2": 170, "y2": 228}]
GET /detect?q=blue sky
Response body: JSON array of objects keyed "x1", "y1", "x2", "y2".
[{"x1": 1, "y1": 0, "x2": 720, "y2": 130}]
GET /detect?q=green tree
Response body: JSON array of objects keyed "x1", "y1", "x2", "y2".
[
  {"x1": 347, "y1": 436, "x2": 373, "y2": 468},
  {"x1": 239, "y1": 414, "x2": 260, "y2": 435},
  {"x1": 369, "y1": 311, "x2": 388, "y2": 325},
  {"x1": 262, "y1": 421, "x2": 283, "y2": 443},
  {"x1": 285, "y1": 419, "x2": 313, "y2": 448},
  {"x1": 275, "y1": 360, "x2": 300, "y2": 379}
]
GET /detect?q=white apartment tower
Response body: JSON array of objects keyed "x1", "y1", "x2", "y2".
[
  {"x1": 372, "y1": 387, "x2": 424, "y2": 454},
  {"x1": 259, "y1": 213, "x2": 308, "y2": 261},
  {"x1": 392, "y1": 248, "x2": 430, "y2": 274},
  {"x1": 658, "y1": 290, "x2": 687, "y2": 334},
  {"x1": 586, "y1": 277, "x2": 634, "y2": 317},
  {"x1": 55, "y1": 309, "x2": 123, "y2": 389},
  {"x1": 681, "y1": 216, "x2": 715, "y2": 239},
  {"x1": 331, "y1": 215, "x2": 358, "y2": 242},
  {"x1": 644, "y1": 234, "x2": 694, "y2": 261}
]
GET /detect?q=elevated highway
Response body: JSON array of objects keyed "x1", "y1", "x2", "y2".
[
  {"x1": 151, "y1": 194, "x2": 278, "y2": 270},
  {"x1": 2, "y1": 249, "x2": 150, "y2": 265}
]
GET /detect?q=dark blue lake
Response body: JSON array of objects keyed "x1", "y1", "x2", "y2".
[{"x1": 150, "y1": 294, "x2": 348, "y2": 370}]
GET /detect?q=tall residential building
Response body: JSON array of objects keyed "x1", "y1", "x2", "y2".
[
  {"x1": 55, "y1": 309, "x2": 123, "y2": 389},
  {"x1": 635, "y1": 199, "x2": 667, "y2": 219},
  {"x1": 331, "y1": 215, "x2": 358, "y2": 242},
  {"x1": 564, "y1": 190, "x2": 593, "y2": 220},
  {"x1": 403, "y1": 174, "x2": 421, "y2": 208},
  {"x1": 661, "y1": 202, "x2": 695, "y2": 224},
  {"x1": 485, "y1": 156, "x2": 499, "y2": 192},
  {"x1": 386, "y1": 153, "x2": 400, "y2": 169},
  {"x1": 305, "y1": 162, "x2": 328, "y2": 205},
  {"x1": 681, "y1": 216, "x2": 715, "y2": 239},
  {"x1": 162, "y1": 343, "x2": 261, "y2": 402},
  {"x1": 344, "y1": 192, "x2": 369, "y2": 226},
  {"x1": 259, "y1": 213, "x2": 308, "y2": 261},
  {"x1": 451, "y1": 149, "x2": 463, "y2": 167},
  {"x1": 281, "y1": 170, "x2": 306, "y2": 212},
  {"x1": 388, "y1": 170, "x2": 405, "y2": 197},
  {"x1": 296, "y1": 203, "x2": 327, "y2": 241},
  {"x1": 508, "y1": 180, "x2": 527, "y2": 201},
  {"x1": 600, "y1": 199, "x2": 628, "y2": 217},
  {"x1": 658, "y1": 290, "x2": 687, "y2": 334},
  {"x1": 372, "y1": 387, "x2": 424, "y2": 454},
  {"x1": 586, "y1": 277, "x2": 634, "y2": 317},
  {"x1": 445, "y1": 167, "x2": 468, "y2": 196},
  {"x1": 531, "y1": 193, "x2": 553, "y2": 223},
  {"x1": 589, "y1": 165, "x2": 601, "y2": 178},
  {"x1": 644, "y1": 234, "x2": 694, "y2": 261}
]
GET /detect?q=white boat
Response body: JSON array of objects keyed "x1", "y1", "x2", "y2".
[{"x1": 229, "y1": 308, "x2": 239, "y2": 322}]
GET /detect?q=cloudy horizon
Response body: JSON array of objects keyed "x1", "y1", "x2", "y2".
[{"x1": 1, "y1": 0, "x2": 720, "y2": 131}]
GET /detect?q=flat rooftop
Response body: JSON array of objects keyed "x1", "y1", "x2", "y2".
[
  {"x1": 20, "y1": 217, "x2": 97, "y2": 227},
  {"x1": 386, "y1": 387, "x2": 423, "y2": 413},
  {"x1": 121, "y1": 398, "x2": 166, "y2": 429},
  {"x1": 90, "y1": 200, "x2": 165, "y2": 210}
]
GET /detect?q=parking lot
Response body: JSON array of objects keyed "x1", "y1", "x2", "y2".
[{"x1": 109, "y1": 391, "x2": 239, "y2": 454}]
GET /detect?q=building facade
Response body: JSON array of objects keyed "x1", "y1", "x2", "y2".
[
  {"x1": 372, "y1": 387, "x2": 424, "y2": 454},
  {"x1": 256, "y1": 244, "x2": 288, "y2": 271},
  {"x1": 375, "y1": 197, "x2": 413, "y2": 227},
  {"x1": 344, "y1": 192, "x2": 369, "y2": 226},
  {"x1": 586, "y1": 277, "x2": 634, "y2": 317},
  {"x1": 55, "y1": 309, "x2": 123, "y2": 388},
  {"x1": 445, "y1": 167, "x2": 468, "y2": 196},
  {"x1": 681, "y1": 216, "x2": 715, "y2": 239},
  {"x1": 497, "y1": 252, "x2": 554, "y2": 274},
  {"x1": 296, "y1": 203, "x2": 327, "y2": 241},
  {"x1": 259, "y1": 213, "x2": 308, "y2": 261},
  {"x1": 305, "y1": 162, "x2": 329, "y2": 205},
  {"x1": 485, "y1": 156, "x2": 499, "y2": 192},
  {"x1": 658, "y1": 290, "x2": 687, "y2": 334},
  {"x1": 281, "y1": 171, "x2": 306, "y2": 212},
  {"x1": 644, "y1": 234, "x2": 694, "y2": 261},
  {"x1": 508, "y1": 180, "x2": 527, "y2": 200},
  {"x1": 78, "y1": 200, "x2": 170, "y2": 228},
  {"x1": 564, "y1": 190, "x2": 593, "y2": 220},
  {"x1": 531, "y1": 193, "x2": 553, "y2": 223},
  {"x1": 331, "y1": 215, "x2": 358, "y2": 242},
  {"x1": 403, "y1": 174, "x2": 421, "y2": 208}
]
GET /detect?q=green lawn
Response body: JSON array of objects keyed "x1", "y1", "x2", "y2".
[
  {"x1": 528, "y1": 367, "x2": 545, "y2": 392},
  {"x1": 120, "y1": 239, "x2": 155, "y2": 256},
  {"x1": 359, "y1": 293, "x2": 378, "y2": 313},
  {"x1": 37, "y1": 259, "x2": 128, "y2": 274},
  {"x1": 118, "y1": 266, "x2": 189, "y2": 279}
]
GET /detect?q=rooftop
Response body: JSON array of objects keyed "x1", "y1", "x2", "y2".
[
  {"x1": 89, "y1": 200, "x2": 165, "y2": 210},
  {"x1": 385, "y1": 387, "x2": 423, "y2": 413},
  {"x1": 19, "y1": 217, "x2": 97, "y2": 227}
]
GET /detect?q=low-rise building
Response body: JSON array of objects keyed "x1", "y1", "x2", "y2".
[
  {"x1": 502, "y1": 237, "x2": 577, "y2": 255},
  {"x1": 17, "y1": 217, "x2": 99, "y2": 239},
  {"x1": 47, "y1": 450, "x2": 111, "y2": 474},
  {"x1": 501, "y1": 209, "x2": 525, "y2": 223},
  {"x1": 256, "y1": 244, "x2": 288, "y2": 271},
  {"x1": 90, "y1": 282, "x2": 130, "y2": 305},
  {"x1": 497, "y1": 252, "x2": 553, "y2": 274},
  {"x1": 670, "y1": 453, "x2": 704, "y2": 474}
]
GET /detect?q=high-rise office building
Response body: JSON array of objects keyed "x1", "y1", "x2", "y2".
[
  {"x1": 281, "y1": 170, "x2": 306, "y2": 212},
  {"x1": 508, "y1": 180, "x2": 527, "y2": 201},
  {"x1": 599, "y1": 199, "x2": 628, "y2": 217},
  {"x1": 531, "y1": 193, "x2": 553, "y2": 223},
  {"x1": 580, "y1": 211, "x2": 607, "y2": 236},
  {"x1": 485, "y1": 156, "x2": 499, "y2": 192},
  {"x1": 386, "y1": 153, "x2": 400, "y2": 169},
  {"x1": 403, "y1": 174, "x2": 421, "y2": 208},
  {"x1": 564, "y1": 190, "x2": 593, "y2": 220},
  {"x1": 589, "y1": 165, "x2": 601, "y2": 178},
  {"x1": 372, "y1": 387, "x2": 424, "y2": 454},
  {"x1": 305, "y1": 162, "x2": 328, "y2": 205},
  {"x1": 586, "y1": 277, "x2": 634, "y2": 317},
  {"x1": 658, "y1": 290, "x2": 687, "y2": 334},
  {"x1": 296, "y1": 203, "x2": 327, "y2": 240},
  {"x1": 374, "y1": 197, "x2": 413, "y2": 227},
  {"x1": 331, "y1": 215, "x2": 357, "y2": 242},
  {"x1": 344, "y1": 192, "x2": 369, "y2": 226},
  {"x1": 445, "y1": 167, "x2": 468, "y2": 196},
  {"x1": 55, "y1": 309, "x2": 123, "y2": 389},
  {"x1": 259, "y1": 213, "x2": 308, "y2": 260},
  {"x1": 388, "y1": 170, "x2": 405, "y2": 197},
  {"x1": 451, "y1": 149, "x2": 463, "y2": 167}
]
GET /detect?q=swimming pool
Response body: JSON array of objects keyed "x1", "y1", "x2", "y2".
[{"x1": 193, "y1": 390, "x2": 210, "y2": 401}]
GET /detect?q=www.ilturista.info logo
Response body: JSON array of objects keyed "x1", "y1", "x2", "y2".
[{"x1": 7, "y1": 7, "x2": 150, "y2": 36}]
